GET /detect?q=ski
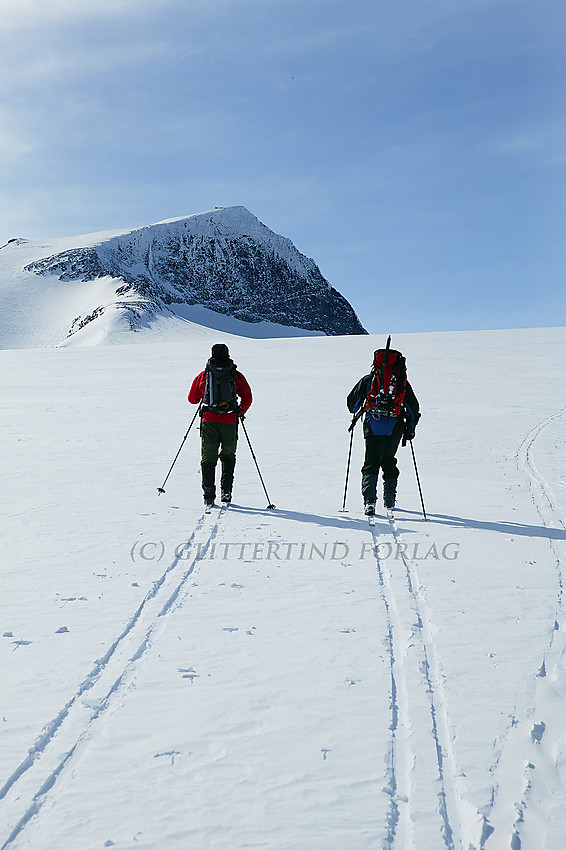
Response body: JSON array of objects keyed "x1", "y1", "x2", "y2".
[
  {"x1": 365, "y1": 506, "x2": 394, "y2": 525},
  {"x1": 204, "y1": 502, "x2": 231, "y2": 514},
  {"x1": 204, "y1": 501, "x2": 230, "y2": 516}
]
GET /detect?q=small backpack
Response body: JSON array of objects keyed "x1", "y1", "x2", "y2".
[
  {"x1": 202, "y1": 360, "x2": 238, "y2": 414},
  {"x1": 364, "y1": 348, "x2": 407, "y2": 419}
]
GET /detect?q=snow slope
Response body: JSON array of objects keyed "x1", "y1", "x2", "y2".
[
  {"x1": 0, "y1": 207, "x2": 364, "y2": 349},
  {"x1": 1, "y1": 326, "x2": 565, "y2": 849}
]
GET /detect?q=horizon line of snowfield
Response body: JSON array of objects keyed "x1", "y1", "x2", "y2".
[{"x1": 129, "y1": 537, "x2": 462, "y2": 564}]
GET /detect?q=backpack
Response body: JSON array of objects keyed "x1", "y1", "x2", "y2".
[
  {"x1": 364, "y1": 348, "x2": 407, "y2": 419},
  {"x1": 202, "y1": 359, "x2": 238, "y2": 414}
]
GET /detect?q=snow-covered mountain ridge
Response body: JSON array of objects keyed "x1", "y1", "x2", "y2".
[{"x1": 0, "y1": 207, "x2": 365, "y2": 348}]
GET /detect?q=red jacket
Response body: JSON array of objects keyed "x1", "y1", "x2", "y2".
[{"x1": 188, "y1": 369, "x2": 252, "y2": 424}]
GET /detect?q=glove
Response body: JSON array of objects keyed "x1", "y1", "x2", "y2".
[
  {"x1": 404, "y1": 427, "x2": 415, "y2": 441},
  {"x1": 239, "y1": 412, "x2": 246, "y2": 422}
]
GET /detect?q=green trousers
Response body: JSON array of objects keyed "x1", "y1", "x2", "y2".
[
  {"x1": 200, "y1": 421, "x2": 238, "y2": 500},
  {"x1": 200, "y1": 421, "x2": 238, "y2": 464}
]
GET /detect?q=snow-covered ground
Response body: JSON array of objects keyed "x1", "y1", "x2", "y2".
[{"x1": 1, "y1": 326, "x2": 565, "y2": 849}]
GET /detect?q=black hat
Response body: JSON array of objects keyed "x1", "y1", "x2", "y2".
[{"x1": 211, "y1": 343, "x2": 230, "y2": 363}]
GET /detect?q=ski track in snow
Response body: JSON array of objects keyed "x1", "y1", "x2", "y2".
[
  {"x1": 481, "y1": 407, "x2": 566, "y2": 850},
  {"x1": 0, "y1": 505, "x2": 230, "y2": 850},
  {"x1": 2, "y1": 412, "x2": 565, "y2": 850},
  {"x1": 370, "y1": 513, "x2": 466, "y2": 850},
  {"x1": 369, "y1": 523, "x2": 415, "y2": 850}
]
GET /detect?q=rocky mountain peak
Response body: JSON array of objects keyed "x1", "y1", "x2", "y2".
[{"x1": 23, "y1": 207, "x2": 366, "y2": 339}]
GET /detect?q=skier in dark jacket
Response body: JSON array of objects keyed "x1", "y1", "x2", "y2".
[
  {"x1": 188, "y1": 343, "x2": 252, "y2": 507},
  {"x1": 347, "y1": 347, "x2": 420, "y2": 515}
]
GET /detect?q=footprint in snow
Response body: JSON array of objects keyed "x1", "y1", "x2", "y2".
[
  {"x1": 154, "y1": 750, "x2": 181, "y2": 765},
  {"x1": 12, "y1": 640, "x2": 32, "y2": 650},
  {"x1": 223, "y1": 627, "x2": 239, "y2": 633},
  {"x1": 178, "y1": 667, "x2": 199, "y2": 682}
]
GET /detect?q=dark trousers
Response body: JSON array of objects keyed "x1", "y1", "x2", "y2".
[
  {"x1": 361, "y1": 420, "x2": 403, "y2": 503},
  {"x1": 200, "y1": 421, "x2": 238, "y2": 500}
]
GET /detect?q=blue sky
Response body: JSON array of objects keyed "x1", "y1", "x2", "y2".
[{"x1": 1, "y1": 0, "x2": 564, "y2": 333}]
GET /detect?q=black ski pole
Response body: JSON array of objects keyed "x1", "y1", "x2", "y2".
[
  {"x1": 340, "y1": 408, "x2": 363, "y2": 512},
  {"x1": 157, "y1": 403, "x2": 202, "y2": 495},
  {"x1": 239, "y1": 417, "x2": 275, "y2": 510},
  {"x1": 409, "y1": 439, "x2": 427, "y2": 520},
  {"x1": 340, "y1": 428, "x2": 355, "y2": 513}
]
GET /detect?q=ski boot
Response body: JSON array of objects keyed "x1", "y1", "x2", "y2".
[
  {"x1": 364, "y1": 502, "x2": 376, "y2": 517},
  {"x1": 202, "y1": 462, "x2": 216, "y2": 511},
  {"x1": 220, "y1": 457, "x2": 235, "y2": 504}
]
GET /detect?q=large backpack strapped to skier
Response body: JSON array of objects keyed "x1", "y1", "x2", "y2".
[
  {"x1": 364, "y1": 347, "x2": 407, "y2": 419},
  {"x1": 202, "y1": 360, "x2": 239, "y2": 414}
]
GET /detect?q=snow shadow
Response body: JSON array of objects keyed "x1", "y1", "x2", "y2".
[
  {"x1": 399, "y1": 509, "x2": 566, "y2": 540},
  {"x1": 226, "y1": 504, "x2": 375, "y2": 533}
]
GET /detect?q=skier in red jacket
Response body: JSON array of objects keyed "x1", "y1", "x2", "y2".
[{"x1": 188, "y1": 343, "x2": 252, "y2": 507}]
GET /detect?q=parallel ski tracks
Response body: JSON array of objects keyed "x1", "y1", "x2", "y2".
[
  {"x1": 370, "y1": 513, "x2": 464, "y2": 850},
  {"x1": 481, "y1": 407, "x2": 566, "y2": 849},
  {"x1": 370, "y1": 407, "x2": 566, "y2": 850},
  {"x1": 0, "y1": 505, "x2": 229, "y2": 850},
  {"x1": 370, "y1": 522, "x2": 415, "y2": 850}
]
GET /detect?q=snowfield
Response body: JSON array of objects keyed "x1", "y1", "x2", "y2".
[{"x1": 1, "y1": 326, "x2": 565, "y2": 850}]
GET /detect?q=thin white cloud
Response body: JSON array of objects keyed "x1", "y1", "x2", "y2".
[
  {"x1": 0, "y1": 0, "x2": 181, "y2": 27},
  {"x1": 498, "y1": 133, "x2": 546, "y2": 155},
  {"x1": 0, "y1": 101, "x2": 39, "y2": 168},
  {"x1": 0, "y1": 127, "x2": 36, "y2": 161},
  {"x1": 0, "y1": 38, "x2": 174, "y2": 89},
  {"x1": 0, "y1": 0, "x2": 210, "y2": 92},
  {"x1": 489, "y1": 124, "x2": 566, "y2": 165}
]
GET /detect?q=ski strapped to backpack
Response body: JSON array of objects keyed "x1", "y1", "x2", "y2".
[
  {"x1": 202, "y1": 358, "x2": 239, "y2": 414},
  {"x1": 364, "y1": 336, "x2": 407, "y2": 420}
]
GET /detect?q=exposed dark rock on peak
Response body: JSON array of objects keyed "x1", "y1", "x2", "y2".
[{"x1": 24, "y1": 206, "x2": 366, "y2": 337}]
